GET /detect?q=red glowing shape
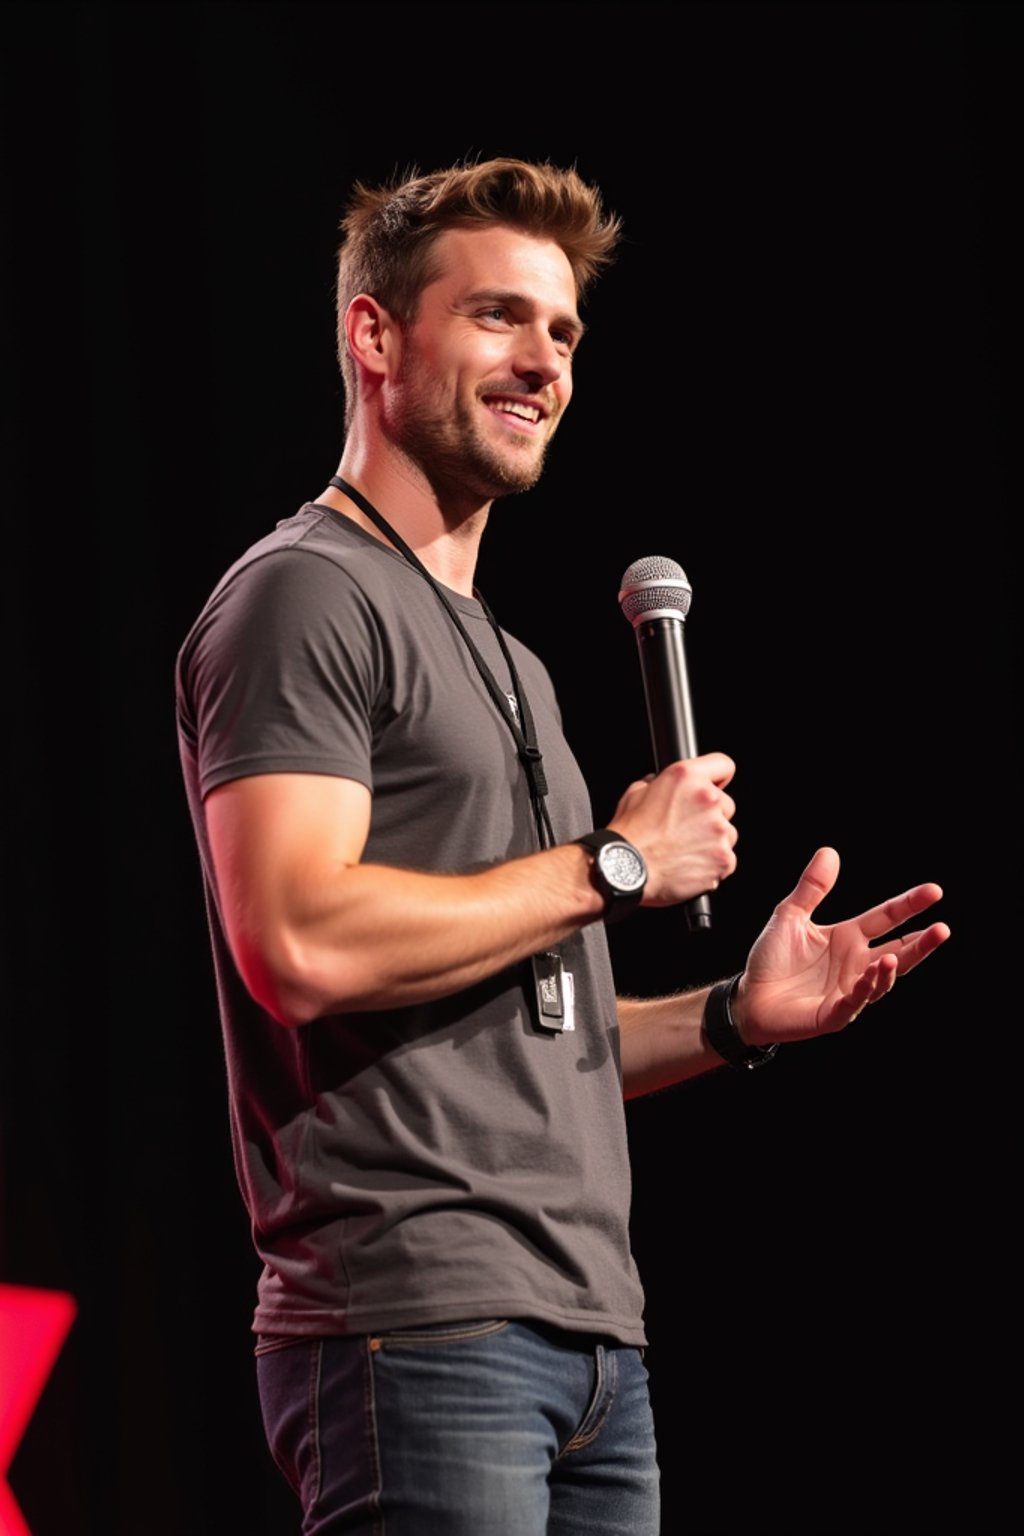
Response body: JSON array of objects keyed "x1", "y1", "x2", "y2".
[{"x1": 0, "y1": 1285, "x2": 76, "y2": 1536}]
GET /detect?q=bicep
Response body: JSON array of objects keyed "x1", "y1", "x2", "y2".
[{"x1": 205, "y1": 772, "x2": 371, "y2": 971}]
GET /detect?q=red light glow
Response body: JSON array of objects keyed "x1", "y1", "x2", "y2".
[{"x1": 0, "y1": 1285, "x2": 76, "y2": 1536}]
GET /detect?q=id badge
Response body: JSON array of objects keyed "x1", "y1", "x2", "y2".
[{"x1": 531, "y1": 951, "x2": 575, "y2": 1033}]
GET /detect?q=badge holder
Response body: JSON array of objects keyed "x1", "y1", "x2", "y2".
[{"x1": 531, "y1": 951, "x2": 575, "y2": 1032}]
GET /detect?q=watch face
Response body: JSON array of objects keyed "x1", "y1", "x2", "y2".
[{"x1": 599, "y1": 842, "x2": 647, "y2": 893}]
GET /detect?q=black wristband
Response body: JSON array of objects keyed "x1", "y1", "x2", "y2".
[{"x1": 702, "y1": 974, "x2": 779, "y2": 1070}]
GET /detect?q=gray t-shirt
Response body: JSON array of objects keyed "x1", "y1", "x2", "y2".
[{"x1": 176, "y1": 504, "x2": 647, "y2": 1344}]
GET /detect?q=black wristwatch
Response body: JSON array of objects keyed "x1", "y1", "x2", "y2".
[
  {"x1": 575, "y1": 829, "x2": 647, "y2": 922},
  {"x1": 702, "y1": 974, "x2": 780, "y2": 1070}
]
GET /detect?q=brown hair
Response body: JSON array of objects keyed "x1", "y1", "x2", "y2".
[{"x1": 335, "y1": 157, "x2": 622, "y2": 408}]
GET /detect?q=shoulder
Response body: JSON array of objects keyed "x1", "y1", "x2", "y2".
[{"x1": 179, "y1": 506, "x2": 409, "y2": 656}]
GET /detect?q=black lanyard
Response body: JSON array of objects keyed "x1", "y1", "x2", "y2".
[{"x1": 328, "y1": 476, "x2": 555, "y2": 851}]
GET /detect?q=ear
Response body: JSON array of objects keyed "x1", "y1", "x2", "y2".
[{"x1": 344, "y1": 293, "x2": 401, "y2": 382}]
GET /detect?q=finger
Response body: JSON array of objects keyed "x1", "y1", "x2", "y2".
[
  {"x1": 821, "y1": 952, "x2": 897, "y2": 1032},
  {"x1": 875, "y1": 919, "x2": 951, "y2": 975},
  {"x1": 779, "y1": 846, "x2": 840, "y2": 918},
  {"x1": 690, "y1": 751, "x2": 736, "y2": 788},
  {"x1": 857, "y1": 882, "x2": 945, "y2": 942}
]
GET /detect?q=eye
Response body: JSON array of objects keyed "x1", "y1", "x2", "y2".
[{"x1": 479, "y1": 306, "x2": 509, "y2": 324}]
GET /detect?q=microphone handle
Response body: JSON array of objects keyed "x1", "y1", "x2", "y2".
[{"x1": 636, "y1": 618, "x2": 713, "y2": 931}]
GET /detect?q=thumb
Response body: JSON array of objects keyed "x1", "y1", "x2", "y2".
[{"x1": 781, "y1": 846, "x2": 840, "y2": 918}]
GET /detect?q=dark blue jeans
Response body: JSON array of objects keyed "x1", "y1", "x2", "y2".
[{"x1": 256, "y1": 1319, "x2": 660, "y2": 1534}]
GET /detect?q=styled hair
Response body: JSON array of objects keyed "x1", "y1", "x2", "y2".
[{"x1": 335, "y1": 156, "x2": 622, "y2": 409}]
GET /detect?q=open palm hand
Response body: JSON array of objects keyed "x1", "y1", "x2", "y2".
[{"x1": 736, "y1": 847, "x2": 950, "y2": 1046}]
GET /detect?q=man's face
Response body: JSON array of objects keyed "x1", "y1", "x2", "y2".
[{"x1": 383, "y1": 224, "x2": 583, "y2": 502}]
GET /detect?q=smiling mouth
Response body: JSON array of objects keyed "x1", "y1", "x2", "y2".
[{"x1": 484, "y1": 396, "x2": 545, "y2": 426}]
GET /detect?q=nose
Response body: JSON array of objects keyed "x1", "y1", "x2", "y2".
[{"x1": 512, "y1": 324, "x2": 565, "y2": 391}]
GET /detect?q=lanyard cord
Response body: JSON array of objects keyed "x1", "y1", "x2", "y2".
[{"x1": 327, "y1": 476, "x2": 555, "y2": 851}]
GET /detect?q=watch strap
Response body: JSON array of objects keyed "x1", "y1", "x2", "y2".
[{"x1": 702, "y1": 973, "x2": 779, "y2": 1070}]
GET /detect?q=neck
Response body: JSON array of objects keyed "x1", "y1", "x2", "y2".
[{"x1": 317, "y1": 439, "x2": 490, "y2": 598}]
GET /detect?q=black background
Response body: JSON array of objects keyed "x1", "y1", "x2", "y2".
[{"x1": 1, "y1": 3, "x2": 1018, "y2": 1533}]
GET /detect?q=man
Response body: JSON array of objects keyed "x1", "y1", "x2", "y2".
[{"x1": 175, "y1": 157, "x2": 949, "y2": 1534}]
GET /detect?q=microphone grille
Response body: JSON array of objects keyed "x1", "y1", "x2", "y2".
[{"x1": 618, "y1": 555, "x2": 692, "y2": 626}]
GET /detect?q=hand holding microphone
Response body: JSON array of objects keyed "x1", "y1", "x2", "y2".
[{"x1": 616, "y1": 556, "x2": 735, "y2": 930}]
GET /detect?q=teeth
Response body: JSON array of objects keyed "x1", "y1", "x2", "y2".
[{"x1": 492, "y1": 400, "x2": 540, "y2": 423}]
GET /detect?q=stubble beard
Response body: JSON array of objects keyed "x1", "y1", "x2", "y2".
[{"x1": 389, "y1": 365, "x2": 556, "y2": 503}]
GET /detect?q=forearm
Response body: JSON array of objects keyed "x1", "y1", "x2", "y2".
[
  {"x1": 618, "y1": 987, "x2": 725, "y2": 1098},
  {"x1": 208, "y1": 758, "x2": 744, "y2": 1030},
  {"x1": 235, "y1": 843, "x2": 607, "y2": 1026}
]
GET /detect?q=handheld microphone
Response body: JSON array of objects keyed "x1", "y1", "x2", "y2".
[{"x1": 618, "y1": 555, "x2": 712, "y2": 931}]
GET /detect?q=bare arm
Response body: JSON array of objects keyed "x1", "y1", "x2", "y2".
[
  {"x1": 619, "y1": 988, "x2": 719, "y2": 1099},
  {"x1": 207, "y1": 773, "x2": 602, "y2": 1024},
  {"x1": 205, "y1": 753, "x2": 738, "y2": 1027}
]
